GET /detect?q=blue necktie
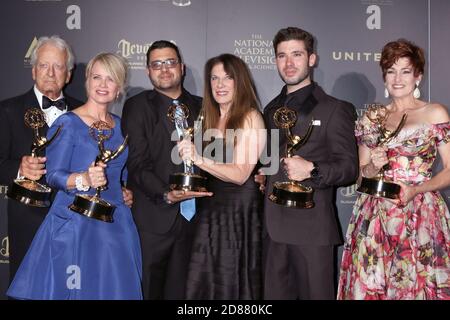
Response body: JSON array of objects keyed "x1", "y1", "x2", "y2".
[
  {"x1": 173, "y1": 100, "x2": 196, "y2": 221},
  {"x1": 180, "y1": 198, "x2": 196, "y2": 221}
]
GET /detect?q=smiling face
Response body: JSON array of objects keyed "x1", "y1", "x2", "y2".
[
  {"x1": 32, "y1": 43, "x2": 71, "y2": 100},
  {"x1": 275, "y1": 39, "x2": 316, "y2": 93},
  {"x1": 86, "y1": 61, "x2": 120, "y2": 105},
  {"x1": 210, "y1": 63, "x2": 235, "y2": 110},
  {"x1": 385, "y1": 57, "x2": 422, "y2": 99},
  {"x1": 147, "y1": 47, "x2": 184, "y2": 94}
]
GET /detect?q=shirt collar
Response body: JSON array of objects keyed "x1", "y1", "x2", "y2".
[{"x1": 33, "y1": 85, "x2": 64, "y2": 109}]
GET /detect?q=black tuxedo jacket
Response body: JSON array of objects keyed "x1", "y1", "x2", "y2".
[
  {"x1": 263, "y1": 83, "x2": 358, "y2": 246},
  {"x1": 0, "y1": 88, "x2": 82, "y2": 280},
  {"x1": 121, "y1": 89, "x2": 202, "y2": 234},
  {"x1": 0, "y1": 88, "x2": 82, "y2": 184}
]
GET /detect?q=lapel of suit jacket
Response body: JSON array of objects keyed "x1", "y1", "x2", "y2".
[
  {"x1": 23, "y1": 88, "x2": 48, "y2": 133},
  {"x1": 145, "y1": 90, "x2": 177, "y2": 140},
  {"x1": 177, "y1": 89, "x2": 199, "y2": 128},
  {"x1": 23, "y1": 88, "x2": 41, "y2": 110},
  {"x1": 65, "y1": 94, "x2": 83, "y2": 111},
  {"x1": 265, "y1": 86, "x2": 287, "y2": 130},
  {"x1": 295, "y1": 89, "x2": 318, "y2": 119}
]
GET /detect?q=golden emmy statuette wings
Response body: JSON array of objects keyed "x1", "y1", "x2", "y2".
[
  {"x1": 268, "y1": 106, "x2": 315, "y2": 209},
  {"x1": 167, "y1": 101, "x2": 207, "y2": 192},
  {"x1": 7, "y1": 108, "x2": 62, "y2": 207},
  {"x1": 69, "y1": 121, "x2": 128, "y2": 222},
  {"x1": 357, "y1": 103, "x2": 407, "y2": 199}
]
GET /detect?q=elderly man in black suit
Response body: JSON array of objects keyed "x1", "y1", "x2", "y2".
[
  {"x1": 0, "y1": 35, "x2": 83, "y2": 282},
  {"x1": 262, "y1": 27, "x2": 359, "y2": 300}
]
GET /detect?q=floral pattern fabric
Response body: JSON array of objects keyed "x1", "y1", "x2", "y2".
[{"x1": 337, "y1": 118, "x2": 450, "y2": 300}]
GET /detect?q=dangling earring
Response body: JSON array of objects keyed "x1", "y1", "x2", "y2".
[
  {"x1": 413, "y1": 81, "x2": 421, "y2": 99},
  {"x1": 116, "y1": 92, "x2": 120, "y2": 100},
  {"x1": 384, "y1": 87, "x2": 389, "y2": 99}
]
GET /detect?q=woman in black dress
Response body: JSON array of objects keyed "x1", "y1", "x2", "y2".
[{"x1": 178, "y1": 53, "x2": 266, "y2": 299}]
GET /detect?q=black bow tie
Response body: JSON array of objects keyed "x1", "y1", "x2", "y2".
[{"x1": 42, "y1": 96, "x2": 66, "y2": 111}]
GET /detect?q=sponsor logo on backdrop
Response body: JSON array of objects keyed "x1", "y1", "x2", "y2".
[
  {"x1": 0, "y1": 185, "x2": 8, "y2": 199},
  {"x1": 117, "y1": 39, "x2": 153, "y2": 70},
  {"x1": 234, "y1": 34, "x2": 276, "y2": 71},
  {"x1": 24, "y1": 37, "x2": 38, "y2": 68},
  {"x1": 355, "y1": 104, "x2": 379, "y2": 118},
  {"x1": 340, "y1": 184, "x2": 358, "y2": 204},
  {"x1": 356, "y1": 108, "x2": 366, "y2": 118},
  {"x1": 1, "y1": 237, "x2": 9, "y2": 263},
  {"x1": 172, "y1": 0, "x2": 191, "y2": 6},
  {"x1": 141, "y1": 0, "x2": 191, "y2": 6},
  {"x1": 332, "y1": 51, "x2": 381, "y2": 62},
  {"x1": 361, "y1": 0, "x2": 393, "y2": 5}
]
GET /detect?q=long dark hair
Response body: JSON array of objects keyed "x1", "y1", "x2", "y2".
[{"x1": 202, "y1": 53, "x2": 260, "y2": 141}]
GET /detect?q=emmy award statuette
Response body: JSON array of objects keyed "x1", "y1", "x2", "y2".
[
  {"x1": 7, "y1": 108, "x2": 62, "y2": 207},
  {"x1": 357, "y1": 104, "x2": 407, "y2": 199},
  {"x1": 69, "y1": 121, "x2": 128, "y2": 223},
  {"x1": 268, "y1": 106, "x2": 315, "y2": 209},
  {"x1": 167, "y1": 101, "x2": 207, "y2": 192}
]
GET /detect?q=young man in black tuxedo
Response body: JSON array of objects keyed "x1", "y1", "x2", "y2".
[{"x1": 262, "y1": 27, "x2": 359, "y2": 299}]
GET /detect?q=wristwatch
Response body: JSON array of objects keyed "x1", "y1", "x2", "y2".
[
  {"x1": 163, "y1": 191, "x2": 173, "y2": 204},
  {"x1": 310, "y1": 161, "x2": 320, "y2": 179}
]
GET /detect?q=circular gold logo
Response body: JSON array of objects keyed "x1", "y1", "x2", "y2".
[
  {"x1": 24, "y1": 107, "x2": 46, "y2": 130},
  {"x1": 273, "y1": 106, "x2": 297, "y2": 129}
]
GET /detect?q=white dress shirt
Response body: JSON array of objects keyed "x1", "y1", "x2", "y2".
[{"x1": 33, "y1": 85, "x2": 67, "y2": 127}]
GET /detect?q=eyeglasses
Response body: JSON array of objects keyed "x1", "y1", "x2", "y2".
[{"x1": 149, "y1": 59, "x2": 179, "y2": 70}]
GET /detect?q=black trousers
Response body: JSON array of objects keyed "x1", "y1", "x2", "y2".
[
  {"x1": 264, "y1": 238, "x2": 335, "y2": 300},
  {"x1": 8, "y1": 201, "x2": 48, "y2": 283},
  {"x1": 139, "y1": 214, "x2": 195, "y2": 300}
]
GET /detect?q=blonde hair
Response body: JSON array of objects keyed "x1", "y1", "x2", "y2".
[{"x1": 85, "y1": 52, "x2": 129, "y2": 96}]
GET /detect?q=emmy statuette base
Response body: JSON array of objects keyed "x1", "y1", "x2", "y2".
[
  {"x1": 357, "y1": 177, "x2": 401, "y2": 200},
  {"x1": 269, "y1": 181, "x2": 314, "y2": 209},
  {"x1": 169, "y1": 172, "x2": 208, "y2": 192},
  {"x1": 7, "y1": 179, "x2": 52, "y2": 207},
  {"x1": 69, "y1": 194, "x2": 115, "y2": 223}
]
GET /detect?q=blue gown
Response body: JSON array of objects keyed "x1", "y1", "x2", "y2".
[{"x1": 7, "y1": 112, "x2": 142, "y2": 300}]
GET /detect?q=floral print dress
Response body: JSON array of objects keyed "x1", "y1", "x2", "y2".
[{"x1": 337, "y1": 116, "x2": 450, "y2": 300}]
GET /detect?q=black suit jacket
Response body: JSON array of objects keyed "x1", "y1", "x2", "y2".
[
  {"x1": 121, "y1": 89, "x2": 202, "y2": 234},
  {"x1": 263, "y1": 83, "x2": 358, "y2": 246},
  {"x1": 0, "y1": 88, "x2": 82, "y2": 280},
  {"x1": 0, "y1": 88, "x2": 82, "y2": 185}
]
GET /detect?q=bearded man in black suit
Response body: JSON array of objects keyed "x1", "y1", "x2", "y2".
[{"x1": 122, "y1": 40, "x2": 212, "y2": 299}]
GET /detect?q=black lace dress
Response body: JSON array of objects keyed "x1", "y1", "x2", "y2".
[{"x1": 185, "y1": 139, "x2": 263, "y2": 299}]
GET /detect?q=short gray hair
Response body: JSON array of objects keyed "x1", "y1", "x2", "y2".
[{"x1": 30, "y1": 35, "x2": 75, "y2": 71}]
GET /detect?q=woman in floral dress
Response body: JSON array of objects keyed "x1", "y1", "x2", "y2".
[{"x1": 338, "y1": 39, "x2": 450, "y2": 300}]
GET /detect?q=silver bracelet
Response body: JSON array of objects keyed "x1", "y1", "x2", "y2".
[{"x1": 75, "y1": 174, "x2": 90, "y2": 192}]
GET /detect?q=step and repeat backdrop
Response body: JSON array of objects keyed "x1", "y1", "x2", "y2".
[{"x1": 1, "y1": 0, "x2": 449, "y2": 298}]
